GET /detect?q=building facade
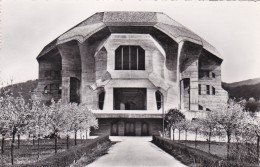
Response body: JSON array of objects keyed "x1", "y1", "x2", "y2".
[{"x1": 35, "y1": 12, "x2": 228, "y2": 136}]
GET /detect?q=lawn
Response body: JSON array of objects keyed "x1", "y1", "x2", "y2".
[
  {"x1": 178, "y1": 140, "x2": 258, "y2": 164},
  {"x1": 0, "y1": 138, "x2": 92, "y2": 166}
]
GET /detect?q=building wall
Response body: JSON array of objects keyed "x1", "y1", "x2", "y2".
[{"x1": 91, "y1": 118, "x2": 162, "y2": 136}]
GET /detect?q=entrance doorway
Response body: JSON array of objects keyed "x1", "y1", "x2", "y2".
[
  {"x1": 111, "y1": 122, "x2": 118, "y2": 136},
  {"x1": 125, "y1": 122, "x2": 135, "y2": 136},
  {"x1": 141, "y1": 122, "x2": 149, "y2": 136},
  {"x1": 114, "y1": 88, "x2": 146, "y2": 110}
]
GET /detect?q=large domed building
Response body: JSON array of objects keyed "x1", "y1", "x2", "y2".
[{"x1": 35, "y1": 12, "x2": 228, "y2": 136}]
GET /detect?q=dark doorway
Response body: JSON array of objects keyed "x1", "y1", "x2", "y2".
[
  {"x1": 125, "y1": 122, "x2": 135, "y2": 136},
  {"x1": 70, "y1": 77, "x2": 80, "y2": 104},
  {"x1": 141, "y1": 122, "x2": 149, "y2": 136},
  {"x1": 114, "y1": 88, "x2": 146, "y2": 110},
  {"x1": 111, "y1": 122, "x2": 118, "y2": 136}
]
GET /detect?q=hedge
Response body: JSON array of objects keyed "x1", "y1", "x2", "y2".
[
  {"x1": 152, "y1": 136, "x2": 258, "y2": 167},
  {"x1": 11, "y1": 134, "x2": 110, "y2": 167}
]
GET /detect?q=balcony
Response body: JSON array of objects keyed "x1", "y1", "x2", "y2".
[{"x1": 92, "y1": 110, "x2": 163, "y2": 119}]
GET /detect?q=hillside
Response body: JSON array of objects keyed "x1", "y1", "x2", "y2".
[
  {"x1": 222, "y1": 78, "x2": 260, "y2": 100},
  {"x1": 1, "y1": 79, "x2": 38, "y2": 103}
]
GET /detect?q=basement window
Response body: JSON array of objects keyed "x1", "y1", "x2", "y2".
[
  {"x1": 206, "y1": 85, "x2": 210, "y2": 95},
  {"x1": 115, "y1": 46, "x2": 145, "y2": 70}
]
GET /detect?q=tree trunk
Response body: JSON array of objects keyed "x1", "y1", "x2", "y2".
[
  {"x1": 66, "y1": 135, "x2": 69, "y2": 149},
  {"x1": 257, "y1": 135, "x2": 260, "y2": 162},
  {"x1": 86, "y1": 130, "x2": 88, "y2": 140},
  {"x1": 74, "y1": 131, "x2": 77, "y2": 146},
  {"x1": 11, "y1": 130, "x2": 16, "y2": 165},
  {"x1": 227, "y1": 133, "x2": 231, "y2": 160},
  {"x1": 33, "y1": 135, "x2": 35, "y2": 145},
  {"x1": 195, "y1": 129, "x2": 198, "y2": 148},
  {"x1": 1, "y1": 134, "x2": 5, "y2": 154},
  {"x1": 172, "y1": 128, "x2": 175, "y2": 141},
  {"x1": 208, "y1": 130, "x2": 211, "y2": 153},
  {"x1": 179, "y1": 130, "x2": 181, "y2": 141},
  {"x1": 17, "y1": 134, "x2": 20, "y2": 149},
  {"x1": 185, "y1": 130, "x2": 187, "y2": 145},
  {"x1": 37, "y1": 137, "x2": 40, "y2": 159},
  {"x1": 54, "y1": 135, "x2": 57, "y2": 154}
]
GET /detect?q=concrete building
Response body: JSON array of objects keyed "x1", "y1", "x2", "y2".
[{"x1": 35, "y1": 12, "x2": 228, "y2": 136}]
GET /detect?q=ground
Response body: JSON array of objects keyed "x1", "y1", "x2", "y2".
[{"x1": 86, "y1": 136, "x2": 187, "y2": 167}]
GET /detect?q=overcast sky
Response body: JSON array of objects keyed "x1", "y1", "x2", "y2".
[{"x1": 0, "y1": 0, "x2": 260, "y2": 85}]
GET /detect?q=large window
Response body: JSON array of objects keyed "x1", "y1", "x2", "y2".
[
  {"x1": 155, "y1": 91, "x2": 163, "y2": 110},
  {"x1": 115, "y1": 46, "x2": 145, "y2": 70},
  {"x1": 99, "y1": 91, "x2": 105, "y2": 110}
]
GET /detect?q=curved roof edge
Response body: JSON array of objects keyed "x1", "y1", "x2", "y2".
[{"x1": 37, "y1": 12, "x2": 222, "y2": 60}]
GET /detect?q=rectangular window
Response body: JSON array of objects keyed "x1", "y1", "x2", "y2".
[
  {"x1": 212, "y1": 87, "x2": 216, "y2": 95},
  {"x1": 115, "y1": 46, "x2": 145, "y2": 70},
  {"x1": 198, "y1": 84, "x2": 201, "y2": 95},
  {"x1": 212, "y1": 72, "x2": 216, "y2": 78},
  {"x1": 206, "y1": 85, "x2": 210, "y2": 95}
]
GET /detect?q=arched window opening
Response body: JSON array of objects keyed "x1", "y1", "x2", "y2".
[
  {"x1": 115, "y1": 46, "x2": 145, "y2": 70},
  {"x1": 99, "y1": 91, "x2": 105, "y2": 110},
  {"x1": 155, "y1": 91, "x2": 163, "y2": 110}
]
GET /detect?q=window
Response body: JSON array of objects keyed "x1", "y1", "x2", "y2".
[
  {"x1": 206, "y1": 108, "x2": 211, "y2": 111},
  {"x1": 212, "y1": 87, "x2": 216, "y2": 95},
  {"x1": 115, "y1": 46, "x2": 145, "y2": 70},
  {"x1": 198, "y1": 105, "x2": 203, "y2": 110},
  {"x1": 206, "y1": 85, "x2": 210, "y2": 95},
  {"x1": 155, "y1": 91, "x2": 163, "y2": 110},
  {"x1": 212, "y1": 72, "x2": 215, "y2": 78},
  {"x1": 198, "y1": 84, "x2": 201, "y2": 95},
  {"x1": 99, "y1": 91, "x2": 105, "y2": 110},
  {"x1": 199, "y1": 70, "x2": 210, "y2": 78}
]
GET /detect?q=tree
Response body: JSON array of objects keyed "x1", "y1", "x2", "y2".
[
  {"x1": 0, "y1": 93, "x2": 9, "y2": 154},
  {"x1": 178, "y1": 120, "x2": 191, "y2": 145},
  {"x1": 65, "y1": 103, "x2": 85, "y2": 146},
  {"x1": 200, "y1": 110, "x2": 218, "y2": 153},
  {"x1": 44, "y1": 99, "x2": 66, "y2": 153},
  {"x1": 214, "y1": 99, "x2": 245, "y2": 159},
  {"x1": 4, "y1": 94, "x2": 30, "y2": 165},
  {"x1": 165, "y1": 109, "x2": 185, "y2": 140},
  {"x1": 28, "y1": 99, "x2": 48, "y2": 159},
  {"x1": 190, "y1": 119, "x2": 202, "y2": 147}
]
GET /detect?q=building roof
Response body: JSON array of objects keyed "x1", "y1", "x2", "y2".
[{"x1": 37, "y1": 12, "x2": 222, "y2": 59}]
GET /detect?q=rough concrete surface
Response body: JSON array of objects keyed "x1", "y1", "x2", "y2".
[{"x1": 86, "y1": 136, "x2": 187, "y2": 167}]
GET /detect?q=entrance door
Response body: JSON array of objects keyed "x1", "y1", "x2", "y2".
[
  {"x1": 141, "y1": 122, "x2": 149, "y2": 136},
  {"x1": 125, "y1": 122, "x2": 135, "y2": 136},
  {"x1": 111, "y1": 123, "x2": 118, "y2": 136}
]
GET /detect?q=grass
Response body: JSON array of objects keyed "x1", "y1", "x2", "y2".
[
  {"x1": 70, "y1": 141, "x2": 114, "y2": 167},
  {"x1": 0, "y1": 138, "x2": 92, "y2": 166},
  {"x1": 178, "y1": 140, "x2": 258, "y2": 163}
]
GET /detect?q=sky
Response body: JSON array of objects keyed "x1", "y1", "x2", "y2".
[{"x1": 0, "y1": 0, "x2": 260, "y2": 86}]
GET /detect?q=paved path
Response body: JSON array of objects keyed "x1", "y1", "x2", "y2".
[{"x1": 86, "y1": 136, "x2": 187, "y2": 167}]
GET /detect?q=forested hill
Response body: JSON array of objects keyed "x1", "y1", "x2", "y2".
[
  {"x1": 1, "y1": 77, "x2": 260, "y2": 103},
  {"x1": 222, "y1": 78, "x2": 260, "y2": 100},
  {"x1": 1, "y1": 79, "x2": 38, "y2": 103}
]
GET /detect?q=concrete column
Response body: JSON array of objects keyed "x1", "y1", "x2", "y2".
[
  {"x1": 147, "y1": 88, "x2": 157, "y2": 110},
  {"x1": 62, "y1": 77, "x2": 70, "y2": 104},
  {"x1": 103, "y1": 87, "x2": 114, "y2": 110},
  {"x1": 190, "y1": 59, "x2": 199, "y2": 110},
  {"x1": 180, "y1": 80, "x2": 184, "y2": 110}
]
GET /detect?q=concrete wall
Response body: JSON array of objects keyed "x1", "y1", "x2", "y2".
[{"x1": 91, "y1": 118, "x2": 162, "y2": 136}]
